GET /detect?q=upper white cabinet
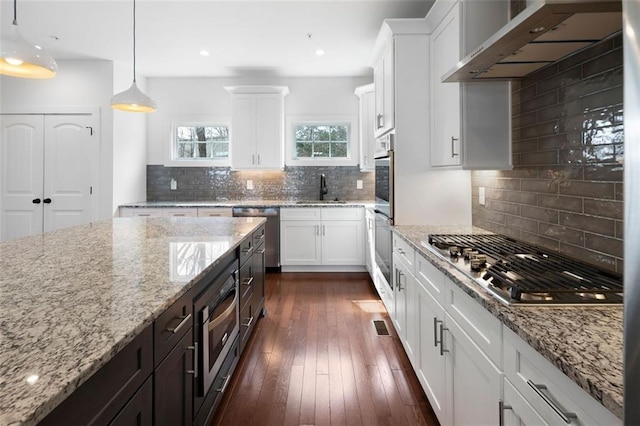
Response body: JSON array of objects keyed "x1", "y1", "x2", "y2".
[
  {"x1": 354, "y1": 84, "x2": 376, "y2": 171},
  {"x1": 225, "y1": 86, "x2": 289, "y2": 170},
  {"x1": 373, "y1": 44, "x2": 395, "y2": 138},
  {"x1": 426, "y1": 0, "x2": 512, "y2": 170}
]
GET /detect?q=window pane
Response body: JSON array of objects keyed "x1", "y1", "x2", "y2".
[
  {"x1": 174, "y1": 125, "x2": 229, "y2": 160},
  {"x1": 332, "y1": 142, "x2": 348, "y2": 158},
  {"x1": 314, "y1": 126, "x2": 330, "y2": 141},
  {"x1": 330, "y1": 125, "x2": 348, "y2": 141},
  {"x1": 313, "y1": 142, "x2": 330, "y2": 157},
  {"x1": 296, "y1": 142, "x2": 313, "y2": 158},
  {"x1": 210, "y1": 142, "x2": 229, "y2": 158},
  {"x1": 178, "y1": 142, "x2": 194, "y2": 158},
  {"x1": 295, "y1": 125, "x2": 312, "y2": 141}
]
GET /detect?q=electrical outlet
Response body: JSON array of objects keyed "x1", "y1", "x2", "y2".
[
  {"x1": 247, "y1": 180, "x2": 254, "y2": 190},
  {"x1": 170, "y1": 178, "x2": 177, "y2": 190},
  {"x1": 479, "y1": 187, "x2": 486, "y2": 206},
  {"x1": 356, "y1": 180, "x2": 363, "y2": 189}
]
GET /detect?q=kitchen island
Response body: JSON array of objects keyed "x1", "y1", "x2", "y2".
[
  {"x1": 392, "y1": 225, "x2": 623, "y2": 422},
  {"x1": 0, "y1": 217, "x2": 265, "y2": 425}
]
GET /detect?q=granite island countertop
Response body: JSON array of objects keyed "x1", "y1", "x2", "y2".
[
  {"x1": 0, "y1": 217, "x2": 265, "y2": 425},
  {"x1": 392, "y1": 225, "x2": 623, "y2": 419}
]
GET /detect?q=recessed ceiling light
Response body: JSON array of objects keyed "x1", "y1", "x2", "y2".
[
  {"x1": 529, "y1": 26, "x2": 546, "y2": 34},
  {"x1": 200, "y1": 50, "x2": 210, "y2": 57},
  {"x1": 315, "y1": 49, "x2": 325, "y2": 56}
]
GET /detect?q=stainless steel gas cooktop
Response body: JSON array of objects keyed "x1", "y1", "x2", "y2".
[{"x1": 422, "y1": 234, "x2": 623, "y2": 306}]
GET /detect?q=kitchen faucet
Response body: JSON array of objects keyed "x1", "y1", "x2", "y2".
[{"x1": 320, "y1": 174, "x2": 328, "y2": 200}]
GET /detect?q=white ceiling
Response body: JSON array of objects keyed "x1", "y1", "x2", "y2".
[{"x1": 0, "y1": 0, "x2": 433, "y2": 78}]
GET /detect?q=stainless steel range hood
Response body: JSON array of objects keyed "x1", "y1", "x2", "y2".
[{"x1": 442, "y1": 0, "x2": 622, "y2": 82}]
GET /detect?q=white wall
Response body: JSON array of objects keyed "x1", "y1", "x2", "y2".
[
  {"x1": 112, "y1": 61, "x2": 148, "y2": 210},
  {"x1": 0, "y1": 59, "x2": 115, "y2": 220},
  {"x1": 146, "y1": 76, "x2": 371, "y2": 165}
]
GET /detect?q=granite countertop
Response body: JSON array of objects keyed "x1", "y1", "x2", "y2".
[
  {"x1": 392, "y1": 225, "x2": 623, "y2": 419},
  {"x1": 0, "y1": 217, "x2": 265, "y2": 426},
  {"x1": 119, "y1": 200, "x2": 375, "y2": 208}
]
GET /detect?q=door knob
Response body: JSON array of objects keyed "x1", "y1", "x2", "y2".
[
  {"x1": 43, "y1": 198, "x2": 52, "y2": 204},
  {"x1": 32, "y1": 198, "x2": 41, "y2": 204}
]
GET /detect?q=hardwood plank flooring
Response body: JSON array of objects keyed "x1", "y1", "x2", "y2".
[{"x1": 212, "y1": 272, "x2": 440, "y2": 426}]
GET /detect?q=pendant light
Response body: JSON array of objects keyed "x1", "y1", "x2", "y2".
[
  {"x1": 111, "y1": 0, "x2": 157, "y2": 113},
  {"x1": 0, "y1": 0, "x2": 57, "y2": 78}
]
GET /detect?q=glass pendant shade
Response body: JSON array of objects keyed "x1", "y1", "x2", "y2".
[
  {"x1": 111, "y1": 81, "x2": 157, "y2": 112},
  {"x1": 0, "y1": 22, "x2": 57, "y2": 79}
]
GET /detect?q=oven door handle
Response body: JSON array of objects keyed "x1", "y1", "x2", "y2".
[{"x1": 209, "y1": 290, "x2": 239, "y2": 330}]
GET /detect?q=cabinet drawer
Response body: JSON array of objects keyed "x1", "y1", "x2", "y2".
[
  {"x1": 503, "y1": 327, "x2": 621, "y2": 426},
  {"x1": 109, "y1": 376, "x2": 153, "y2": 426},
  {"x1": 253, "y1": 224, "x2": 266, "y2": 246},
  {"x1": 239, "y1": 236, "x2": 254, "y2": 266},
  {"x1": 197, "y1": 208, "x2": 233, "y2": 217},
  {"x1": 415, "y1": 253, "x2": 446, "y2": 307},
  {"x1": 321, "y1": 207, "x2": 363, "y2": 221},
  {"x1": 40, "y1": 326, "x2": 153, "y2": 425},
  {"x1": 239, "y1": 299, "x2": 256, "y2": 349},
  {"x1": 281, "y1": 208, "x2": 322, "y2": 220},
  {"x1": 445, "y1": 281, "x2": 502, "y2": 367},
  {"x1": 392, "y1": 232, "x2": 415, "y2": 273},
  {"x1": 163, "y1": 208, "x2": 198, "y2": 217},
  {"x1": 120, "y1": 207, "x2": 162, "y2": 218},
  {"x1": 239, "y1": 257, "x2": 254, "y2": 305},
  {"x1": 154, "y1": 290, "x2": 194, "y2": 366}
]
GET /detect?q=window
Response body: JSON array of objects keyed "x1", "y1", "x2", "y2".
[
  {"x1": 294, "y1": 124, "x2": 350, "y2": 159},
  {"x1": 173, "y1": 125, "x2": 229, "y2": 161}
]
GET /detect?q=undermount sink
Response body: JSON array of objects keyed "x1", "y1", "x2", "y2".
[{"x1": 294, "y1": 200, "x2": 346, "y2": 204}]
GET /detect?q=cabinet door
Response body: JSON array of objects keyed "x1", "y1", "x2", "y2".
[
  {"x1": 430, "y1": 2, "x2": 462, "y2": 167},
  {"x1": 255, "y1": 94, "x2": 283, "y2": 168},
  {"x1": 109, "y1": 377, "x2": 153, "y2": 426},
  {"x1": 231, "y1": 94, "x2": 257, "y2": 169},
  {"x1": 365, "y1": 211, "x2": 375, "y2": 276},
  {"x1": 154, "y1": 328, "x2": 194, "y2": 426},
  {"x1": 120, "y1": 208, "x2": 163, "y2": 218},
  {"x1": 417, "y1": 280, "x2": 446, "y2": 423},
  {"x1": 444, "y1": 312, "x2": 501, "y2": 426},
  {"x1": 381, "y1": 45, "x2": 395, "y2": 135},
  {"x1": 321, "y1": 220, "x2": 364, "y2": 265},
  {"x1": 392, "y1": 259, "x2": 408, "y2": 342},
  {"x1": 359, "y1": 90, "x2": 376, "y2": 171},
  {"x1": 373, "y1": 61, "x2": 385, "y2": 137},
  {"x1": 197, "y1": 207, "x2": 233, "y2": 217},
  {"x1": 280, "y1": 220, "x2": 322, "y2": 265},
  {"x1": 162, "y1": 208, "x2": 198, "y2": 217}
]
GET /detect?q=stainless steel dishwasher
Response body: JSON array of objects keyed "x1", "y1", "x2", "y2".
[{"x1": 232, "y1": 207, "x2": 280, "y2": 269}]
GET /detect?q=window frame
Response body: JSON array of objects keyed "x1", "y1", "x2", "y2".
[
  {"x1": 166, "y1": 119, "x2": 232, "y2": 167},
  {"x1": 286, "y1": 115, "x2": 359, "y2": 166}
]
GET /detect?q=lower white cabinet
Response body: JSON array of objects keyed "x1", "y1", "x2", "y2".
[
  {"x1": 444, "y1": 311, "x2": 502, "y2": 425},
  {"x1": 364, "y1": 209, "x2": 375, "y2": 276},
  {"x1": 120, "y1": 207, "x2": 164, "y2": 217},
  {"x1": 392, "y1": 251, "x2": 418, "y2": 364},
  {"x1": 503, "y1": 379, "x2": 548, "y2": 426},
  {"x1": 280, "y1": 207, "x2": 364, "y2": 269},
  {"x1": 197, "y1": 208, "x2": 233, "y2": 217}
]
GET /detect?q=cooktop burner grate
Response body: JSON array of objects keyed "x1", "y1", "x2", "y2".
[{"x1": 426, "y1": 234, "x2": 623, "y2": 305}]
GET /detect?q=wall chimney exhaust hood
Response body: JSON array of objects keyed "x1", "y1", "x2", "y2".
[{"x1": 442, "y1": 0, "x2": 622, "y2": 82}]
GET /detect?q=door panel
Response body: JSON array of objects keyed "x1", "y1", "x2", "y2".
[
  {"x1": 44, "y1": 115, "x2": 93, "y2": 233},
  {"x1": 0, "y1": 115, "x2": 45, "y2": 240}
]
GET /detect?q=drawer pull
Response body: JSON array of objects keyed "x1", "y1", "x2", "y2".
[
  {"x1": 243, "y1": 276, "x2": 254, "y2": 286},
  {"x1": 397, "y1": 247, "x2": 405, "y2": 255},
  {"x1": 439, "y1": 323, "x2": 449, "y2": 356},
  {"x1": 527, "y1": 380, "x2": 577, "y2": 423},
  {"x1": 167, "y1": 313, "x2": 192, "y2": 334},
  {"x1": 243, "y1": 316, "x2": 254, "y2": 328},
  {"x1": 216, "y1": 375, "x2": 232, "y2": 393},
  {"x1": 433, "y1": 318, "x2": 443, "y2": 347},
  {"x1": 242, "y1": 245, "x2": 253, "y2": 255},
  {"x1": 498, "y1": 400, "x2": 512, "y2": 426}
]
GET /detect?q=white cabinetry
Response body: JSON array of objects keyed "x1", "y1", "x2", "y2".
[
  {"x1": 120, "y1": 207, "x2": 164, "y2": 217},
  {"x1": 161, "y1": 208, "x2": 198, "y2": 217},
  {"x1": 354, "y1": 84, "x2": 376, "y2": 171},
  {"x1": 503, "y1": 327, "x2": 621, "y2": 426},
  {"x1": 225, "y1": 86, "x2": 289, "y2": 170},
  {"x1": 197, "y1": 207, "x2": 233, "y2": 217},
  {"x1": 280, "y1": 208, "x2": 364, "y2": 270},
  {"x1": 426, "y1": 0, "x2": 512, "y2": 170},
  {"x1": 373, "y1": 45, "x2": 395, "y2": 138},
  {"x1": 364, "y1": 208, "x2": 375, "y2": 276}
]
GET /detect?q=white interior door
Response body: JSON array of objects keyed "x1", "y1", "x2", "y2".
[
  {"x1": 0, "y1": 115, "x2": 45, "y2": 241},
  {"x1": 43, "y1": 115, "x2": 94, "y2": 233}
]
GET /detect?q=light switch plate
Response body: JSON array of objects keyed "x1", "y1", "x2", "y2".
[
  {"x1": 247, "y1": 180, "x2": 254, "y2": 190},
  {"x1": 479, "y1": 187, "x2": 486, "y2": 206},
  {"x1": 356, "y1": 180, "x2": 363, "y2": 189}
]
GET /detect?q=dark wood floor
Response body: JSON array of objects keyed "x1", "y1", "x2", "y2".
[{"x1": 212, "y1": 272, "x2": 440, "y2": 426}]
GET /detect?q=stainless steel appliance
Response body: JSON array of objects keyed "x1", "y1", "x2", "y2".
[
  {"x1": 232, "y1": 207, "x2": 280, "y2": 269},
  {"x1": 374, "y1": 134, "x2": 394, "y2": 290},
  {"x1": 425, "y1": 234, "x2": 623, "y2": 305},
  {"x1": 193, "y1": 261, "x2": 239, "y2": 397}
]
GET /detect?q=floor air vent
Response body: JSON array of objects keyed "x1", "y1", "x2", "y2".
[{"x1": 373, "y1": 320, "x2": 390, "y2": 336}]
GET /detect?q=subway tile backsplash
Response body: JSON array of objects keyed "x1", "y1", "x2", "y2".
[
  {"x1": 471, "y1": 35, "x2": 624, "y2": 273},
  {"x1": 147, "y1": 165, "x2": 374, "y2": 202}
]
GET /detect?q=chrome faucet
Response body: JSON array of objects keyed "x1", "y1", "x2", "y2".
[{"x1": 320, "y1": 174, "x2": 328, "y2": 200}]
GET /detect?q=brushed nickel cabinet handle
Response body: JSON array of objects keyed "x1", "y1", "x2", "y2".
[
  {"x1": 451, "y1": 136, "x2": 459, "y2": 157},
  {"x1": 243, "y1": 276, "x2": 254, "y2": 286},
  {"x1": 216, "y1": 375, "x2": 232, "y2": 393},
  {"x1": 186, "y1": 342, "x2": 198, "y2": 378},
  {"x1": 439, "y1": 323, "x2": 449, "y2": 356},
  {"x1": 167, "y1": 313, "x2": 192, "y2": 334},
  {"x1": 527, "y1": 380, "x2": 577, "y2": 423},
  {"x1": 498, "y1": 400, "x2": 512, "y2": 426},
  {"x1": 243, "y1": 316, "x2": 254, "y2": 328}
]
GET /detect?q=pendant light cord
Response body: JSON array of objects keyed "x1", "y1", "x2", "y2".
[
  {"x1": 132, "y1": 0, "x2": 137, "y2": 83},
  {"x1": 12, "y1": 0, "x2": 17, "y2": 25}
]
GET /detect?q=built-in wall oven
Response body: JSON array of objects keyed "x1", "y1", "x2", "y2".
[
  {"x1": 193, "y1": 261, "x2": 239, "y2": 399},
  {"x1": 374, "y1": 133, "x2": 394, "y2": 291}
]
